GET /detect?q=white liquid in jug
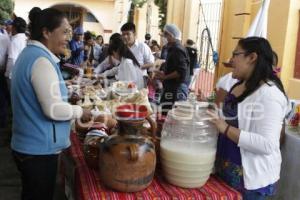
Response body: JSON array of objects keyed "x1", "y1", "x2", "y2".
[{"x1": 160, "y1": 139, "x2": 216, "y2": 188}]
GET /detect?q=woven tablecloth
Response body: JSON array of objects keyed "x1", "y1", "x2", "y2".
[{"x1": 62, "y1": 133, "x2": 242, "y2": 200}]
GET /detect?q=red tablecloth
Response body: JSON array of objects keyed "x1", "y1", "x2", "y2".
[{"x1": 63, "y1": 133, "x2": 242, "y2": 200}]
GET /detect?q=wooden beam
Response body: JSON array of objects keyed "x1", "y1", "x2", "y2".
[{"x1": 234, "y1": 13, "x2": 251, "y2": 16}]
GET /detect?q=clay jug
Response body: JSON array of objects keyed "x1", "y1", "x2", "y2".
[{"x1": 98, "y1": 116, "x2": 157, "y2": 192}]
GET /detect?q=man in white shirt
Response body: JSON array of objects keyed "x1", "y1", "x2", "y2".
[
  {"x1": 0, "y1": 31, "x2": 10, "y2": 71},
  {"x1": 0, "y1": 19, "x2": 12, "y2": 69},
  {"x1": 121, "y1": 22, "x2": 154, "y2": 80},
  {"x1": 5, "y1": 17, "x2": 27, "y2": 88}
]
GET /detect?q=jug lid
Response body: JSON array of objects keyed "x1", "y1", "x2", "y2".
[{"x1": 171, "y1": 101, "x2": 214, "y2": 122}]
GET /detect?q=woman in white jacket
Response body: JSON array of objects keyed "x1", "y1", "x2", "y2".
[
  {"x1": 99, "y1": 33, "x2": 144, "y2": 89},
  {"x1": 207, "y1": 37, "x2": 288, "y2": 200}
]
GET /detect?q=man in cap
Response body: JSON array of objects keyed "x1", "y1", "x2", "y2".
[
  {"x1": 1, "y1": 19, "x2": 13, "y2": 36},
  {"x1": 5, "y1": 17, "x2": 27, "y2": 88},
  {"x1": 154, "y1": 24, "x2": 190, "y2": 115},
  {"x1": 69, "y1": 26, "x2": 84, "y2": 66}
]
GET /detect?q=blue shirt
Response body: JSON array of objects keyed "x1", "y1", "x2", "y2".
[{"x1": 69, "y1": 39, "x2": 84, "y2": 66}]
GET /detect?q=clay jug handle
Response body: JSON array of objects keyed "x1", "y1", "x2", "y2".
[
  {"x1": 145, "y1": 116, "x2": 157, "y2": 139},
  {"x1": 127, "y1": 144, "x2": 139, "y2": 162}
]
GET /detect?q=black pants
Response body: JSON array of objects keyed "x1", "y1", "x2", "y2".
[
  {"x1": 160, "y1": 83, "x2": 189, "y2": 115},
  {"x1": 0, "y1": 71, "x2": 9, "y2": 127},
  {"x1": 12, "y1": 151, "x2": 59, "y2": 200}
]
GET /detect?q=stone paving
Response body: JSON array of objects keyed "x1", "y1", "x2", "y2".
[{"x1": 0, "y1": 126, "x2": 67, "y2": 200}]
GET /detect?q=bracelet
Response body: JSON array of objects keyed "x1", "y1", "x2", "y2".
[{"x1": 224, "y1": 124, "x2": 230, "y2": 137}]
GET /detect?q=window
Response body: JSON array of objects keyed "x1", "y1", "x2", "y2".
[{"x1": 84, "y1": 12, "x2": 99, "y2": 23}]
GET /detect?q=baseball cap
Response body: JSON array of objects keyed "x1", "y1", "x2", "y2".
[{"x1": 4, "y1": 19, "x2": 13, "y2": 26}]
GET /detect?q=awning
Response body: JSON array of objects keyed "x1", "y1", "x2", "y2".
[{"x1": 246, "y1": 0, "x2": 270, "y2": 38}]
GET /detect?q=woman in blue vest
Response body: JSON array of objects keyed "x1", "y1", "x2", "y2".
[{"x1": 10, "y1": 7, "x2": 91, "y2": 200}]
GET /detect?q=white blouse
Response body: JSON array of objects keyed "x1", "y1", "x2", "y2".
[
  {"x1": 101, "y1": 58, "x2": 145, "y2": 89},
  {"x1": 29, "y1": 40, "x2": 83, "y2": 121}
]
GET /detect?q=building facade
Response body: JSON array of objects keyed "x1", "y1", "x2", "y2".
[
  {"x1": 217, "y1": 0, "x2": 300, "y2": 99},
  {"x1": 13, "y1": 0, "x2": 160, "y2": 43},
  {"x1": 167, "y1": 0, "x2": 300, "y2": 99}
]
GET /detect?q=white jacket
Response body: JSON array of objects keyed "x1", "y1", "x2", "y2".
[
  {"x1": 5, "y1": 33, "x2": 27, "y2": 79},
  {"x1": 234, "y1": 82, "x2": 288, "y2": 190}
]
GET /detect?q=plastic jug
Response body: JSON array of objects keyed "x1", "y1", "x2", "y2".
[{"x1": 160, "y1": 101, "x2": 218, "y2": 188}]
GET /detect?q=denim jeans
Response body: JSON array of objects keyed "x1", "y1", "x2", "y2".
[
  {"x1": 160, "y1": 83, "x2": 189, "y2": 115},
  {"x1": 243, "y1": 190, "x2": 269, "y2": 200},
  {"x1": 176, "y1": 83, "x2": 189, "y2": 101},
  {"x1": 12, "y1": 150, "x2": 59, "y2": 200}
]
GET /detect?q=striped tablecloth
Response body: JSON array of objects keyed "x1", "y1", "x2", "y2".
[{"x1": 63, "y1": 133, "x2": 242, "y2": 200}]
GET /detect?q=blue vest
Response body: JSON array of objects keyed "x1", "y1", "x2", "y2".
[{"x1": 11, "y1": 44, "x2": 71, "y2": 155}]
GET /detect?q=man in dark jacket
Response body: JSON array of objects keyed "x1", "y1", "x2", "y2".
[
  {"x1": 154, "y1": 24, "x2": 190, "y2": 115},
  {"x1": 185, "y1": 39, "x2": 198, "y2": 86}
]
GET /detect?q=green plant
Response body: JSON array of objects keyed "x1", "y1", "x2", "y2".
[
  {"x1": 0, "y1": 0, "x2": 14, "y2": 21},
  {"x1": 154, "y1": 0, "x2": 167, "y2": 31},
  {"x1": 128, "y1": 0, "x2": 148, "y2": 23},
  {"x1": 128, "y1": 0, "x2": 167, "y2": 29},
  {"x1": 132, "y1": 0, "x2": 147, "y2": 8},
  {"x1": 206, "y1": 91, "x2": 216, "y2": 103}
]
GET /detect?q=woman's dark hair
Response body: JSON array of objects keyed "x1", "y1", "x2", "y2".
[
  {"x1": 151, "y1": 40, "x2": 158, "y2": 46},
  {"x1": 12, "y1": 17, "x2": 27, "y2": 33},
  {"x1": 96, "y1": 35, "x2": 104, "y2": 45},
  {"x1": 186, "y1": 39, "x2": 194, "y2": 46},
  {"x1": 84, "y1": 31, "x2": 93, "y2": 41},
  {"x1": 28, "y1": 7, "x2": 66, "y2": 41},
  {"x1": 235, "y1": 37, "x2": 286, "y2": 102},
  {"x1": 108, "y1": 33, "x2": 140, "y2": 67}
]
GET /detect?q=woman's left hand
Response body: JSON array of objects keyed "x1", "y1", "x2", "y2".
[{"x1": 206, "y1": 109, "x2": 228, "y2": 134}]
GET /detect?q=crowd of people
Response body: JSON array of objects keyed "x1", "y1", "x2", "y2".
[
  {"x1": 0, "y1": 6, "x2": 289, "y2": 200},
  {"x1": 0, "y1": 6, "x2": 198, "y2": 199}
]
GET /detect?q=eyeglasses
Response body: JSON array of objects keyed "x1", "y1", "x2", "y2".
[{"x1": 232, "y1": 51, "x2": 247, "y2": 57}]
